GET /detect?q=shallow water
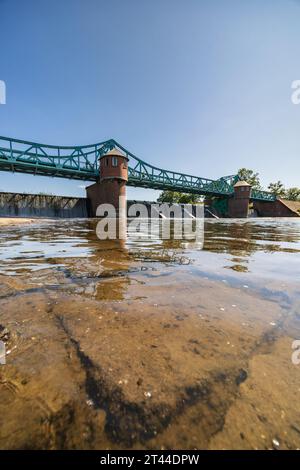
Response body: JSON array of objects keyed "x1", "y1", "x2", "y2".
[{"x1": 0, "y1": 218, "x2": 300, "y2": 449}]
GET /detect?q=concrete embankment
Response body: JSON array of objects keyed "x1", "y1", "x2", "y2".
[
  {"x1": 0, "y1": 193, "x2": 202, "y2": 219},
  {"x1": 1, "y1": 191, "x2": 298, "y2": 220},
  {"x1": 0, "y1": 192, "x2": 88, "y2": 218}
]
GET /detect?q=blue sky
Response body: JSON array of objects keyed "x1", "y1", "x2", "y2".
[{"x1": 0, "y1": 0, "x2": 300, "y2": 199}]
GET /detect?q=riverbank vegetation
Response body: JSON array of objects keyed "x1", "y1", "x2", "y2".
[{"x1": 238, "y1": 168, "x2": 300, "y2": 200}]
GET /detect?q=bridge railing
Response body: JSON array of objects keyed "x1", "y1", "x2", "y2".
[
  {"x1": 251, "y1": 189, "x2": 276, "y2": 201},
  {"x1": 127, "y1": 168, "x2": 237, "y2": 194},
  {"x1": 0, "y1": 136, "x2": 276, "y2": 201},
  {"x1": 0, "y1": 136, "x2": 115, "y2": 179},
  {"x1": 110, "y1": 139, "x2": 238, "y2": 196}
]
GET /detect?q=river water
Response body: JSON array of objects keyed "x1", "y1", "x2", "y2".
[{"x1": 0, "y1": 218, "x2": 299, "y2": 449}]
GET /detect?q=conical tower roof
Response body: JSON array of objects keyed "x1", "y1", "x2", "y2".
[
  {"x1": 100, "y1": 147, "x2": 129, "y2": 160},
  {"x1": 234, "y1": 180, "x2": 251, "y2": 187}
]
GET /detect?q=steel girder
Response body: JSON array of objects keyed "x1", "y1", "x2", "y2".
[{"x1": 0, "y1": 136, "x2": 275, "y2": 201}]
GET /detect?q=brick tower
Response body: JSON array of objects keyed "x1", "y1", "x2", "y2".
[
  {"x1": 86, "y1": 148, "x2": 129, "y2": 217},
  {"x1": 228, "y1": 181, "x2": 251, "y2": 218}
]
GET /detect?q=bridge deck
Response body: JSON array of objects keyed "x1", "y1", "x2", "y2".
[{"x1": 0, "y1": 136, "x2": 275, "y2": 201}]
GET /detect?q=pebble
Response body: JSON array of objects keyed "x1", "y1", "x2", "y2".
[
  {"x1": 144, "y1": 391, "x2": 152, "y2": 398},
  {"x1": 272, "y1": 438, "x2": 280, "y2": 448}
]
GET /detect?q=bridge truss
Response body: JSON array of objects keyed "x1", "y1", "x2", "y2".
[{"x1": 0, "y1": 136, "x2": 275, "y2": 201}]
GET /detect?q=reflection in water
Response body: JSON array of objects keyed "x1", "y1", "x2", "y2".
[
  {"x1": 0, "y1": 218, "x2": 299, "y2": 298},
  {"x1": 0, "y1": 218, "x2": 299, "y2": 316},
  {"x1": 0, "y1": 217, "x2": 300, "y2": 450}
]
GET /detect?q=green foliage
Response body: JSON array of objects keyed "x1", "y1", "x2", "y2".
[
  {"x1": 237, "y1": 168, "x2": 261, "y2": 189},
  {"x1": 267, "y1": 180, "x2": 286, "y2": 198},
  {"x1": 284, "y1": 187, "x2": 300, "y2": 201},
  {"x1": 157, "y1": 190, "x2": 178, "y2": 203},
  {"x1": 237, "y1": 169, "x2": 300, "y2": 201},
  {"x1": 267, "y1": 181, "x2": 300, "y2": 200},
  {"x1": 157, "y1": 190, "x2": 201, "y2": 204}
]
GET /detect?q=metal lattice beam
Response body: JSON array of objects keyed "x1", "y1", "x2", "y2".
[{"x1": 0, "y1": 136, "x2": 276, "y2": 201}]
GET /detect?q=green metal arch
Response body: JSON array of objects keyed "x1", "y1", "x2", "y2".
[{"x1": 0, "y1": 136, "x2": 275, "y2": 200}]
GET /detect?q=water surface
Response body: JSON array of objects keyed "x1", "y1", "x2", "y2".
[{"x1": 0, "y1": 218, "x2": 299, "y2": 449}]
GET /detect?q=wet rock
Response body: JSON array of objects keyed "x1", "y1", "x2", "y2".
[
  {"x1": 235, "y1": 369, "x2": 248, "y2": 386},
  {"x1": 0, "y1": 325, "x2": 10, "y2": 342}
]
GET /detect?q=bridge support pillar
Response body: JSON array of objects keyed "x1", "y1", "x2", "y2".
[
  {"x1": 86, "y1": 148, "x2": 128, "y2": 217},
  {"x1": 205, "y1": 197, "x2": 229, "y2": 218},
  {"x1": 228, "y1": 181, "x2": 251, "y2": 218}
]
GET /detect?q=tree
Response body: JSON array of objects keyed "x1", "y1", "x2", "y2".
[
  {"x1": 237, "y1": 168, "x2": 261, "y2": 189},
  {"x1": 268, "y1": 180, "x2": 286, "y2": 198},
  {"x1": 177, "y1": 193, "x2": 201, "y2": 204},
  {"x1": 157, "y1": 190, "x2": 201, "y2": 204},
  {"x1": 157, "y1": 190, "x2": 180, "y2": 203},
  {"x1": 285, "y1": 187, "x2": 300, "y2": 201}
]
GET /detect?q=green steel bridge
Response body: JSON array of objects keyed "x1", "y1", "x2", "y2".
[{"x1": 0, "y1": 136, "x2": 275, "y2": 201}]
